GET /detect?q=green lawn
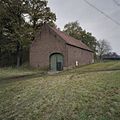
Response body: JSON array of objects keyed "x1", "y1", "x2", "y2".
[{"x1": 0, "y1": 61, "x2": 120, "y2": 120}]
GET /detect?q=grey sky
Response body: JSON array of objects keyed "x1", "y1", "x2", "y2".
[{"x1": 48, "y1": 0, "x2": 120, "y2": 54}]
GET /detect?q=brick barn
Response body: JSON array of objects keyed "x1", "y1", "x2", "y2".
[{"x1": 30, "y1": 24, "x2": 94, "y2": 71}]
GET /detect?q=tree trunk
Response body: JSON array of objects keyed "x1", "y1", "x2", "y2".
[
  {"x1": 99, "y1": 54, "x2": 103, "y2": 61},
  {"x1": 16, "y1": 41, "x2": 21, "y2": 67},
  {"x1": 17, "y1": 54, "x2": 21, "y2": 67}
]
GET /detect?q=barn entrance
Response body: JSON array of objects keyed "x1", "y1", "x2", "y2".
[{"x1": 50, "y1": 53, "x2": 64, "y2": 71}]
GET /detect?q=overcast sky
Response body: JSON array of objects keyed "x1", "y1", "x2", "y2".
[{"x1": 48, "y1": 0, "x2": 120, "y2": 54}]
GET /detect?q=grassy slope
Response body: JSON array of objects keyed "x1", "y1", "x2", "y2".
[
  {"x1": 0, "y1": 67, "x2": 45, "y2": 80},
  {"x1": 0, "y1": 61, "x2": 120, "y2": 120}
]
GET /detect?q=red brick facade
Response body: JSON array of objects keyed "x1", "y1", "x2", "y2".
[
  {"x1": 67, "y1": 44, "x2": 93, "y2": 68},
  {"x1": 30, "y1": 24, "x2": 94, "y2": 70}
]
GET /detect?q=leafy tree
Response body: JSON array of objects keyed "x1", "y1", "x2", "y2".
[
  {"x1": 25, "y1": 0, "x2": 56, "y2": 40},
  {"x1": 97, "y1": 39, "x2": 112, "y2": 60},
  {"x1": 63, "y1": 21, "x2": 98, "y2": 53},
  {"x1": 80, "y1": 30, "x2": 97, "y2": 53},
  {"x1": 63, "y1": 21, "x2": 82, "y2": 40},
  {"x1": 0, "y1": 0, "x2": 31, "y2": 67},
  {"x1": 0, "y1": 0, "x2": 56, "y2": 67}
]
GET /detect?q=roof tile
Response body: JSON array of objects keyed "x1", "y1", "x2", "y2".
[{"x1": 48, "y1": 25, "x2": 93, "y2": 52}]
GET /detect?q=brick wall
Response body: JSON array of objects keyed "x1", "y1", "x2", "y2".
[
  {"x1": 66, "y1": 44, "x2": 94, "y2": 67},
  {"x1": 30, "y1": 25, "x2": 67, "y2": 69}
]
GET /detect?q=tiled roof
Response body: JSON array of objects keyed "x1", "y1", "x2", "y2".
[{"x1": 48, "y1": 25, "x2": 93, "y2": 52}]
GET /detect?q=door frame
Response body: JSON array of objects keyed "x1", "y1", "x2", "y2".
[{"x1": 49, "y1": 53, "x2": 64, "y2": 71}]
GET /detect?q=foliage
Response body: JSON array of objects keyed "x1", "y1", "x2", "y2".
[
  {"x1": 63, "y1": 21, "x2": 82, "y2": 40},
  {"x1": 63, "y1": 21, "x2": 98, "y2": 53},
  {"x1": 25, "y1": 0, "x2": 56, "y2": 40},
  {"x1": 0, "y1": 0, "x2": 32, "y2": 66},
  {"x1": 0, "y1": 0, "x2": 56, "y2": 67}
]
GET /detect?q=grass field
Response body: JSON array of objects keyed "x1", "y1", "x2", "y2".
[{"x1": 0, "y1": 61, "x2": 120, "y2": 120}]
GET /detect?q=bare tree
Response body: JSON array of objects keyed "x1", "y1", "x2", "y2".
[{"x1": 97, "y1": 39, "x2": 112, "y2": 60}]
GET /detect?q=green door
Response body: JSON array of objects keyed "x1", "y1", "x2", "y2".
[{"x1": 50, "y1": 53, "x2": 64, "y2": 71}]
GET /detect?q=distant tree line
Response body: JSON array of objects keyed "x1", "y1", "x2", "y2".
[
  {"x1": 0, "y1": 1, "x2": 112, "y2": 67},
  {"x1": 102, "y1": 52, "x2": 120, "y2": 60}
]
